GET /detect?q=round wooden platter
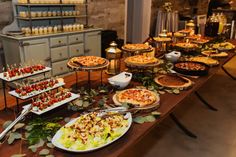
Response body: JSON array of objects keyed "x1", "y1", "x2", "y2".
[
  {"x1": 124, "y1": 59, "x2": 162, "y2": 69},
  {"x1": 189, "y1": 57, "x2": 219, "y2": 67},
  {"x1": 112, "y1": 91, "x2": 160, "y2": 111},
  {"x1": 201, "y1": 50, "x2": 228, "y2": 58},
  {"x1": 67, "y1": 59, "x2": 109, "y2": 72},
  {"x1": 122, "y1": 46, "x2": 154, "y2": 54},
  {"x1": 154, "y1": 74, "x2": 192, "y2": 89}
]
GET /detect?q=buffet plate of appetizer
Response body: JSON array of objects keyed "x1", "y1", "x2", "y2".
[
  {"x1": 24, "y1": 91, "x2": 79, "y2": 115},
  {"x1": 52, "y1": 109, "x2": 132, "y2": 152},
  {"x1": 8, "y1": 78, "x2": 65, "y2": 100},
  {"x1": 0, "y1": 65, "x2": 51, "y2": 82}
]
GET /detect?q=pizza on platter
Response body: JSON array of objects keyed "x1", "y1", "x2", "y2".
[
  {"x1": 122, "y1": 44, "x2": 150, "y2": 51},
  {"x1": 116, "y1": 88, "x2": 158, "y2": 107},
  {"x1": 124, "y1": 55, "x2": 159, "y2": 65},
  {"x1": 69, "y1": 56, "x2": 106, "y2": 67}
]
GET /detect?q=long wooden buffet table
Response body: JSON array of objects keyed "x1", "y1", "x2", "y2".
[{"x1": 0, "y1": 41, "x2": 235, "y2": 157}]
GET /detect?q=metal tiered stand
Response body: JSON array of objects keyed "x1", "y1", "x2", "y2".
[{"x1": 67, "y1": 60, "x2": 109, "y2": 92}]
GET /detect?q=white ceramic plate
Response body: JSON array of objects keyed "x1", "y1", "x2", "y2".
[
  {"x1": 9, "y1": 80, "x2": 65, "y2": 100},
  {"x1": 0, "y1": 67, "x2": 51, "y2": 82},
  {"x1": 52, "y1": 111, "x2": 132, "y2": 153},
  {"x1": 23, "y1": 92, "x2": 79, "y2": 115}
]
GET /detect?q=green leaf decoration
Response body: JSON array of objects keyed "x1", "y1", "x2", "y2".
[
  {"x1": 39, "y1": 149, "x2": 50, "y2": 156},
  {"x1": 133, "y1": 116, "x2": 145, "y2": 124},
  {"x1": 28, "y1": 139, "x2": 45, "y2": 152},
  {"x1": 46, "y1": 143, "x2": 54, "y2": 149},
  {"x1": 98, "y1": 99, "x2": 105, "y2": 107},
  {"x1": 76, "y1": 100, "x2": 83, "y2": 107},
  {"x1": 121, "y1": 103, "x2": 130, "y2": 109},
  {"x1": 71, "y1": 105, "x2": 78, "y2": 111},
  {"x1": 27, "y1": 117, "x2": 61, "y2": 145},
  {"x1": 148, "y1": 86, "x2": 155, "y2": 91},
  {"x1": 179, "y1": 87, "x2": 184, "y2": 91},
  {"x1": 165, "y1": 89, "x2": 173, "y2": 94},
  {"x1": 11, "y1": 154, "x2": 26, "y2": 157},
  {"x1": 158, "y1": 91, "x2": 166, "y2": 95},
  {"x1": 173, "y1": 89, "x2": 180, "y2": 94},
  {"x1": 151, "y1": 111, "x2": 161, "y2": 116},
  {"x1": 8, "y1": 132, "x2": 22, "y2": 144},
  {"x1": 83, "y1": 101, "x2": 90, "y2": 108},
  {"x1": 99, "y1": 90, "x2": 107, "y2": 94},
  {"x1": 3, "y1": 121, "x2": 12, "y2": 129},
  {"x1": 90, "y1": 89, "x2": 98, "y2": 96},
  {"x1": 12, "y1": 123, "x2": 25, "y2": 132},
  {"x1": 46, "y1": 136, "x2": 52, "y2": 142},
  {"x1": 24, "y1": 132, "x2": 30, "y2": 138},
  {"x1": 25, "y1": 125, "x2": 33, "y2": 131},
  {"x1": 145, "y1": 115, "x2": 156, "y2": 122},
  {"x1": 30, "y1": 147, "x2": 37, "y2": 153},
  {"x1": 64, "y1": 117, "x2": 71, "y2": 123}
]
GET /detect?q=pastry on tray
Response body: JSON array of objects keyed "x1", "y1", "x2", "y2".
[
  {"x1": 124, "y1": 55, "x2": 159, "y2": 65},
  {"x1": 201, "y1": 50, "x2": 228, "y2": 58},
  {"x1": 122, "y1": 43, "x2": 151, "y2": 51},
  {"x1": 154, "y1": 74, "x2": 192, "y2": 89},
  {"x1": 175, "y1": 42, "x2": 198, "y2": 49},
  {"x1": 212, "y1": 42, "x2": 235, "y2": 51},
  {"x1": 154, "y1": 37, "x2": 172, "y2": 42},
  {"x1": 68, "y1": 56, "x2": 106, "y2": 67},
  {"x1": 115, "y1": 88, "x2": 159, "y2": 108},
  {"x1": 189, "y1": 56, "x2": 219, "y2": 66}
]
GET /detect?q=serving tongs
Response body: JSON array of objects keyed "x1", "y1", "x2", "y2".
[
  {"x1": 169, "y1": 69, "x2": 199, "y2": 79},
  {"x1": 96, "y1": 107, "x2": 138, "y2": 119},
  {"x1": 0, "y1": 105, "x2": 32, "y2": 141}
]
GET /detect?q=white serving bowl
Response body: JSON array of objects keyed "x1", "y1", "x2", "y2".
[{"x1": 108, "y1": 72, "x2": 132, "y2": 89}]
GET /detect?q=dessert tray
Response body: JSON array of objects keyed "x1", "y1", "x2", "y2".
[
  {"x1": 154, "y1": 74, "x2": 192, "y2": 89},
  {"x1": 52, "y1": 108, "x2": 132, "y2": 152}
]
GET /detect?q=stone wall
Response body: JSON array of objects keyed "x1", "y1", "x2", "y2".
[{"x1": 88, "y1": 0, "x2": 125, "y2": 38}]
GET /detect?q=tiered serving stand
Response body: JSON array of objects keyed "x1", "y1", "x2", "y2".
[
  {"x1": 121, "y1": 46, "x2": 154, "y2": 56},
  {"x1": 0, "y1": 67, "x2": 51, "y2": 111},
  {"x1": 67, "y1": 59, "x2": 109, "y2": 92}
]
